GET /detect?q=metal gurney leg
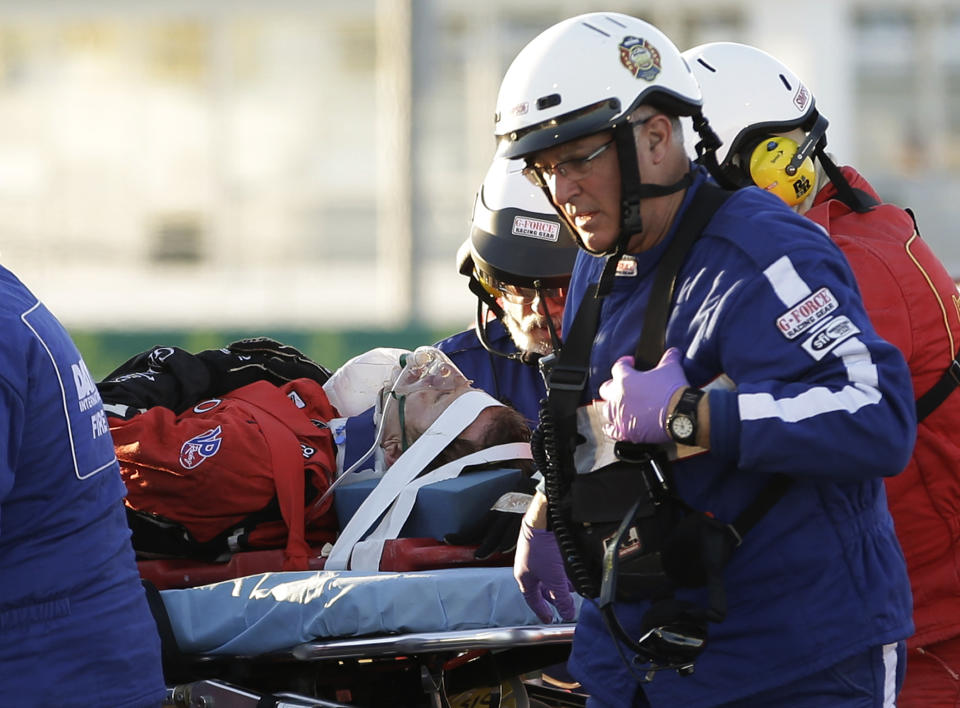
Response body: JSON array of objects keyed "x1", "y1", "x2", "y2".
[{"x1": 164, "y1": 679, "x2": 355, "y2": 707}]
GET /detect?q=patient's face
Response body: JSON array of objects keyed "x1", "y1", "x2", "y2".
[
  {"x1": 383, "y1": 379, "x2": 474, "y2": 439},
  {"x1": 381, "y1": 389, "x2": 500, "y2": 468},
  {"x1": 378, "y1": 347, "x2": 487, "y2": 466}
]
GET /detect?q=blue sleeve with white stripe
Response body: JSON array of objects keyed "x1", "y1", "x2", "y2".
[{"x1": 674, "y1": 189, "x2": 916, "y2": 481}]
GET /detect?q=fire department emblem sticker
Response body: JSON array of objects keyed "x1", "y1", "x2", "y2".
[
  {"x1": 180, "y1": 425, "x2": 223, "y2": 469},
  {"x1": 619, "y1": 36, "x2": 661, "y2": 81}
]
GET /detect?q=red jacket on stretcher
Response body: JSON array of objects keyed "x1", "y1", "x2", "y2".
[{"x1": 99, "y1": 341, "x2": 533, "y2": 573}]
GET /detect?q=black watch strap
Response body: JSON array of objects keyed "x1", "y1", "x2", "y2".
[{"x1": 667, "y1": 387, "x2": 704, "y2": 445}]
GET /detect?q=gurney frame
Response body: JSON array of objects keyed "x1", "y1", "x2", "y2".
[{"x1": 162, "y1": 623, "x2": 584, "y2": 708}]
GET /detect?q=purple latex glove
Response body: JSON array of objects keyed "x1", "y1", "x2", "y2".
[
  {"x1": 514, "y1": 521, "x2": 576, "y2": 623},
  {"x1": 598, "y1": 348, "x2": 689, "y2": 445}
]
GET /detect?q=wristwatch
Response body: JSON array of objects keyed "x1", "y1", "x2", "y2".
[{"x1": 666, "y1": 387, "x2": 704, "y2": 446}]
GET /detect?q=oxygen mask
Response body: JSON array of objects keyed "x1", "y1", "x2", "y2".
[
  {"x1": 379, "y1": 347, "x2": 473, "y2": 454},
  {"x1": 387, "y1": 346, "x2": 471, "y2": 397}
]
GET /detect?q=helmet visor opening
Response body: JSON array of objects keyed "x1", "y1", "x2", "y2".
[{"x1": 478, "y1": 269, "x2": 565, "y2": 305}]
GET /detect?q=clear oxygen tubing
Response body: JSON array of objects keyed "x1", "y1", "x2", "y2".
[{"x1": 310, "y1": 392, "x2": 394, "y2": 513}]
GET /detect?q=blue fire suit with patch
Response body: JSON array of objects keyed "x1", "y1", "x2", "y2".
[
  {"x1": 0, "y1": 266, "x2": 165, "y2": 707},
  {"x1": 435, "y1": 320, "x2": 546, "y2": 426},
  {"x1": 562, "y1": 167, "x2": 915, "y2": 707}
]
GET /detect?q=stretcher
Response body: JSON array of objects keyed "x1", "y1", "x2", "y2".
[
  {"x1": 134, "y1": 381, "x2": 575, "y2": 706},
  {"x1": 149, "y1": 562, "x2": 585, "y2": 708}
]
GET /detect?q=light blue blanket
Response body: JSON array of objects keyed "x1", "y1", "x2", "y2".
[{"x1": 160, "y1": 566, "x2": 562, "y2": 656}]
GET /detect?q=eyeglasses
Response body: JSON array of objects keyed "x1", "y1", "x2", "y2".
[
  {"x1": 479, "y1": 275, "x2": 566, "y2": 305},
  {"x1": 522, "y1": 140, "x2": 614, "y2": 188},
  {"x1": 521, "y1": 116, "x2": 659, "y2": 189},
  {"x1": 499, "y1": 284, "x2": 566, "y2": 305}
]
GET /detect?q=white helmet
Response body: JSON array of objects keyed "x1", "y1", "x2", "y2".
[
  {"x1": 495, "y1": 12, "x2": 703, "y2": 159},
  {"x1": 681, "y1": 42, "x2": 823, "y2": 185},
  {"x1": 494, "y1": 13, "x2": 719, "y2": 257},
  {"x1": 681, "y1": 41, "x2": 875, "y2": 213}
]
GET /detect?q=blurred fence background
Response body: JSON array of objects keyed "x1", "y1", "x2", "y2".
[{"x1": 0, "y1": 0, "x2": 957, "y2": 376}]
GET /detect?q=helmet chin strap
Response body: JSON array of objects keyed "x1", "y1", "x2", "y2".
[
  {"x1": 691, "y1": 110, "x2": 741, "y2": 190},
  {"x1": 535, "y1": 278, "x2": 563, "y2": 355},
  {"x1": 816, "y1": 149, "x2": 874, "y2": 214},
  {"x1": 787, "y1": 113, "x2": 828, "y2": 177},
  {"x1": 613, "y1": 120, "x2": 646, "y2": 252},
  {"x1": 585, "y1": 121, "x2": 692, "y2": 296},
  {"x1": 609, "y1": 120, "x2": 693, "y2": 250},
  {"x1": 467, "y1": 273, "x2": 524, "y2": 362}
]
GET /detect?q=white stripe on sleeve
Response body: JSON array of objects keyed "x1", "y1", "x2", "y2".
[{"x1": 764, "y1": 255, "x2": 811, "y2": 307}]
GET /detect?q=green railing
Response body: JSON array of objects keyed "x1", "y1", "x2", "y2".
[{"x1": 73, "y1": 325, "x2": 464, "y2": 381}]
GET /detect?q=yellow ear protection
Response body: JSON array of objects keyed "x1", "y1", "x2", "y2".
[{"x1": 748, "y1": 135, "x2": 816, "y2": 206}]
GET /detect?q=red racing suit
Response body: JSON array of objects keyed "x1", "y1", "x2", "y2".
[
  {"x1": 110, "y1": 378, "x2": 340, "y2": 570},
  {"x1": 806, "y1": 167, "x2": 960, "y2": 658}
]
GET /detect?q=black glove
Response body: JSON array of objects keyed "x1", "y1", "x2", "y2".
[
  {"x1": 444, "y1": 477, "x2": 537, "y2": 560},
  {"x1": 98, "y1": 346, "x2": 216, "y2": 416},
  {"x1": 99, "y1": 339, "x2": 334, "y2": 418},
  {"x1": 219, "y1": 337, "x2": 333, "y2": 388}
]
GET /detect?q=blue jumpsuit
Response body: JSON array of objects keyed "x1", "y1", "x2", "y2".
[
  {"x1": 0, "y1": 266, "x2": 165, "y2": 706},
  {"x1": 563, "y1": 168, "x2": 915, "y2": 707}
]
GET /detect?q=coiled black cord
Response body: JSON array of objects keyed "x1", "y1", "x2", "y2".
[{"x1": 534, "y1": 399, "x2": 597, "y2": 598}]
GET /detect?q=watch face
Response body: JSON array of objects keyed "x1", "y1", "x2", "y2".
[{"x1": 670, "y1": 415, "x2": 694, "y2": 440}]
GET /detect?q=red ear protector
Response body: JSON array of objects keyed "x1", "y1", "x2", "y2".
[{"x1": 748, "y1": 136, "x2": 815, "y2": 206}]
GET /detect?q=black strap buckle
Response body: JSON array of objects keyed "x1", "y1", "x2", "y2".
[
  {"x1": 548, "y1": 364, "x2": 589, "y2": 392},
  {"x1": 948, "y1": 356, "x2": 960, "y2": 386},
  {"x1": 621, "y1": 196, "x2": 642, "y2": 224}
]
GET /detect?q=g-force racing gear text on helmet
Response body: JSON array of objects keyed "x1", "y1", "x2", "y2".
[{"x1": 459, "y1": 157, "x2": 577, "y2": 363}]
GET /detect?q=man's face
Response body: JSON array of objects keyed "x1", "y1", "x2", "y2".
[
  {"x1": 501, "y1": 290, "x2": 566, "y2": 356},
  {"x1": 527, "y1": 133, "x2": 622, "y2": 253}
]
